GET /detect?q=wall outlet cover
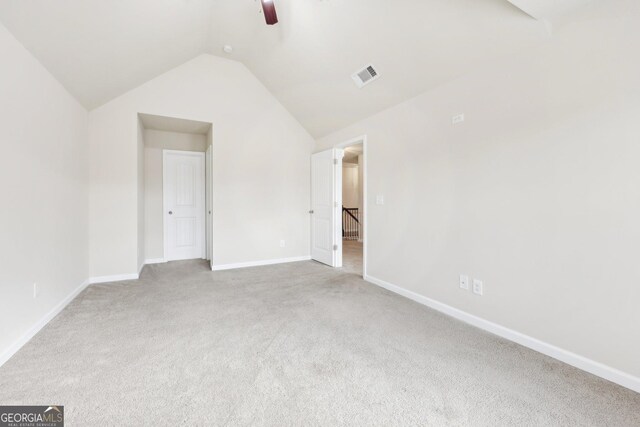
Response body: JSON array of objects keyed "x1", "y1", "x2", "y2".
[{"x1": 473, "y1": 279, "x2": 483, "y2": 296}]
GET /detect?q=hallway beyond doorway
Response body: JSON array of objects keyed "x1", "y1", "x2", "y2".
[{"x1": 342, "y1": 239, "x2": 363, "y2": 276}]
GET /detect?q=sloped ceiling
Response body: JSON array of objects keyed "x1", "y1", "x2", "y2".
[
  {"x1": 0, "y1": 0, "x2": 213, "y2": 111},
  {"x1": 507, "y1": 0, "x2": 591, "y2": 21},
  {"x1": 0, "y1": 0, "x2": 589, "y2": 137}
]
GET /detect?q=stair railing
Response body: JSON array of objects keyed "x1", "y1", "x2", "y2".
[{"x1": 342, "y1": 207, "x2": 360, "y2": 241}]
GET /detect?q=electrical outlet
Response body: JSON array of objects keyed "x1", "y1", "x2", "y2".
[
  {"x1": 280, "y1": 240, "x2": 286, "y2": 248},
  {"x1": 472, "y1": 279, "x2": 483, "y2": 296},
  {"x1": 376, "y1": 194, "x2": 384, "y2": 205},
  {"x1": 459, "y1": 275, "x2": 469, "y2": 290},
  {"x1": 33, "y1": 283, "x2": 39, "y2": 299}
]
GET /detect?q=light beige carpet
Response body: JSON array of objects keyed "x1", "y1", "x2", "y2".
[
  {"x1": 0, "y1": 260, "x2": 638, "y2": 426},
  {"x1": 341, "y1": 239, "x2": 363, "y2": 276}
]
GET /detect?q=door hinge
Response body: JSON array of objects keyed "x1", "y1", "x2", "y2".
[
  {"x1": 333, "y1": 244, "x2": 338, "y2": 251},
  {"x1": 333, "y1": 158, "x2": 338, "y2": 165}
]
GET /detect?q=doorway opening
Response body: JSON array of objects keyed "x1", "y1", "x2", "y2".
[
  {"x1": 310, "y1": 135, "x2": 367, "y2": 277},
  {"x1": 340, "y1": 142, "x2": 364, "y2": 276},
  {"x1": 137, "y1": 113, "x2": 213, "y2": 269}
]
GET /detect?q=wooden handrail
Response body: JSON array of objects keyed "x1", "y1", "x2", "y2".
[{"x1": 343, "y1": 207, "x2": 359, "y2": 223}]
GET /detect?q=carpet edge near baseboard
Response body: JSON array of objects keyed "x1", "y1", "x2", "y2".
[{"x1": 364, "y1": 274, "x2": 640, "y2": 394}]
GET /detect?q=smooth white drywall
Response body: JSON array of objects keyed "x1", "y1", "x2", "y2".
[
  {"x1": 316, "y1": 0, "x2": 640, "y2": 378},
  {"x1": 89, "y1": 54, "x2": 314, "y2": 276},
  {"x1": 342, "y1": 164, "x2": 359, "y2": 209},
  {"x1": 144, "y1": 130, "x2": 208, "y2": 261},
  {"x1": 145, "y1": 129, "x2": 208, "y2": 152},
  {"x1": 0, "y1": 23, "x2": 88, "y2": 357}
]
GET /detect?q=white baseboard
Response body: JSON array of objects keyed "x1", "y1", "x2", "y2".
[
  {"x1": 364, "y1": 274, "x2": 640, "y2": 394},
  {"x1": 144, "y1": 258, "x2": 166, "y2": 265},
  {"x1": 212, "y1": 255, "x2": 311, "y2": 271},
  {"x1": 0, "y1": 278, "x2": 90, "y2": 368},
  {"x1": 88, "y1": 273, "x2": 139, "y2": 284}
]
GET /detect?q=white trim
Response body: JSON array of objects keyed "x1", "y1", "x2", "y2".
[
  {"x1": 0, "y1": 278, "x2": 90, "y2": 367},
  {"x1": 335, "y1": 135, "x2": 368, "y2": 278},
  {"x1": 206, "y1": 144, "x2": 213, "y2": 266},
  {"x1": 138, "y1": 262, "x2": 145, "y2": 276},
  {"x1": 144, "y1": 258, "x2": 166, "y2": 265},
  {"x1": 88, "y1": 273, "x2": 139, "y2": 284},
  {"x1": 212, "y1": 256, "x2": 311, "y2": 271},
  {"x1": 334, "y1": 149, "x2": 344, "y2": 268},
  {"x1": 364, "y1": 274, "x2": 640, "y2": 393}
]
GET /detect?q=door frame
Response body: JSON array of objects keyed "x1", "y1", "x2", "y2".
[
  {"x1": 206, "y1": 145, "x2": 213, "y2": 267},
  {"x1": 335, "y1": 135, "x2": 368, "y2": 278},
  {"x1": 162, "y1": 149, "x2": 207, "y2": 261}
]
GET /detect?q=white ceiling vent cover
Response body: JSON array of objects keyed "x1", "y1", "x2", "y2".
[{"x1": 352, "y1": 64, "x2": 379, "y2": 88}]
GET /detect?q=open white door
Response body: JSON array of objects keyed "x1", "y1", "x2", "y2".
[
  {"x1": 311, "y1": 148, "x2": 343, "y2": 267},
  {"x1": 163, "y1": 150, "x2": 206, "y2": 261}
]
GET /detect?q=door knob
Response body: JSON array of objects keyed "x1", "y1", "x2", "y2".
[{"x1": 168, "y1": 211, "x2": 173, "y2": 215}]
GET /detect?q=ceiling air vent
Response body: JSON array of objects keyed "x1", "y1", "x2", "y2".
[{"x1": 352, "y1": 64, "x2": 379, "y2": 88}]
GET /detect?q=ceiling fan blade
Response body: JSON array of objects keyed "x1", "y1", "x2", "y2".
[{"x1": 261, "y1": 0, "x2": 278, "y2": 25}]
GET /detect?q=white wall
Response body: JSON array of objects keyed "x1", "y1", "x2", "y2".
[
  {"x1": 0, "y1": 23, "x2": 88, "y2": 359},
  {"x1": 89, "y1": 54, "x2": 314, "y2": 276},
  {"x1": 145, "y1": 129, "x2": 207, "y2": 152},
  {"x1": 342, "y1": 164, "x2": 359, "y2": 209},
  {"x1": 144, "y1": 129, "x2": 208, "y2": 261},
  {"x1": 316, "y1": 0, "x2": 640, "y2": 379}
]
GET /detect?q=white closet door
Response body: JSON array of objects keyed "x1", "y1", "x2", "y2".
[{"x1": 163, "y1": 150, "x2": 205, "y2": 261}]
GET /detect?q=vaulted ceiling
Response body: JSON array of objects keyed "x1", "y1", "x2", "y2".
[{"x1": 0, "y1": 0, "x2": 589, "y2": 137}]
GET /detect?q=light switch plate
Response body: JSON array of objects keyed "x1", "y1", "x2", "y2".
[
  {"x1": 452, "y1": 113, "x2": 465, "y2": 124},
  {"x1": 376, "y1": 194, "x2": 384, "y2": 205},
  {"x1": 459, "y1": 275, "x2": 469, "y2": 290}
]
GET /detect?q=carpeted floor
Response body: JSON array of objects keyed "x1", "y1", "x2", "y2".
[
  {"x1": 0, "y1": 260, "x2": 638, "y2": 426},
  {"x1": 341, "y1": 239, "x2": 363, "y2": 276}
]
